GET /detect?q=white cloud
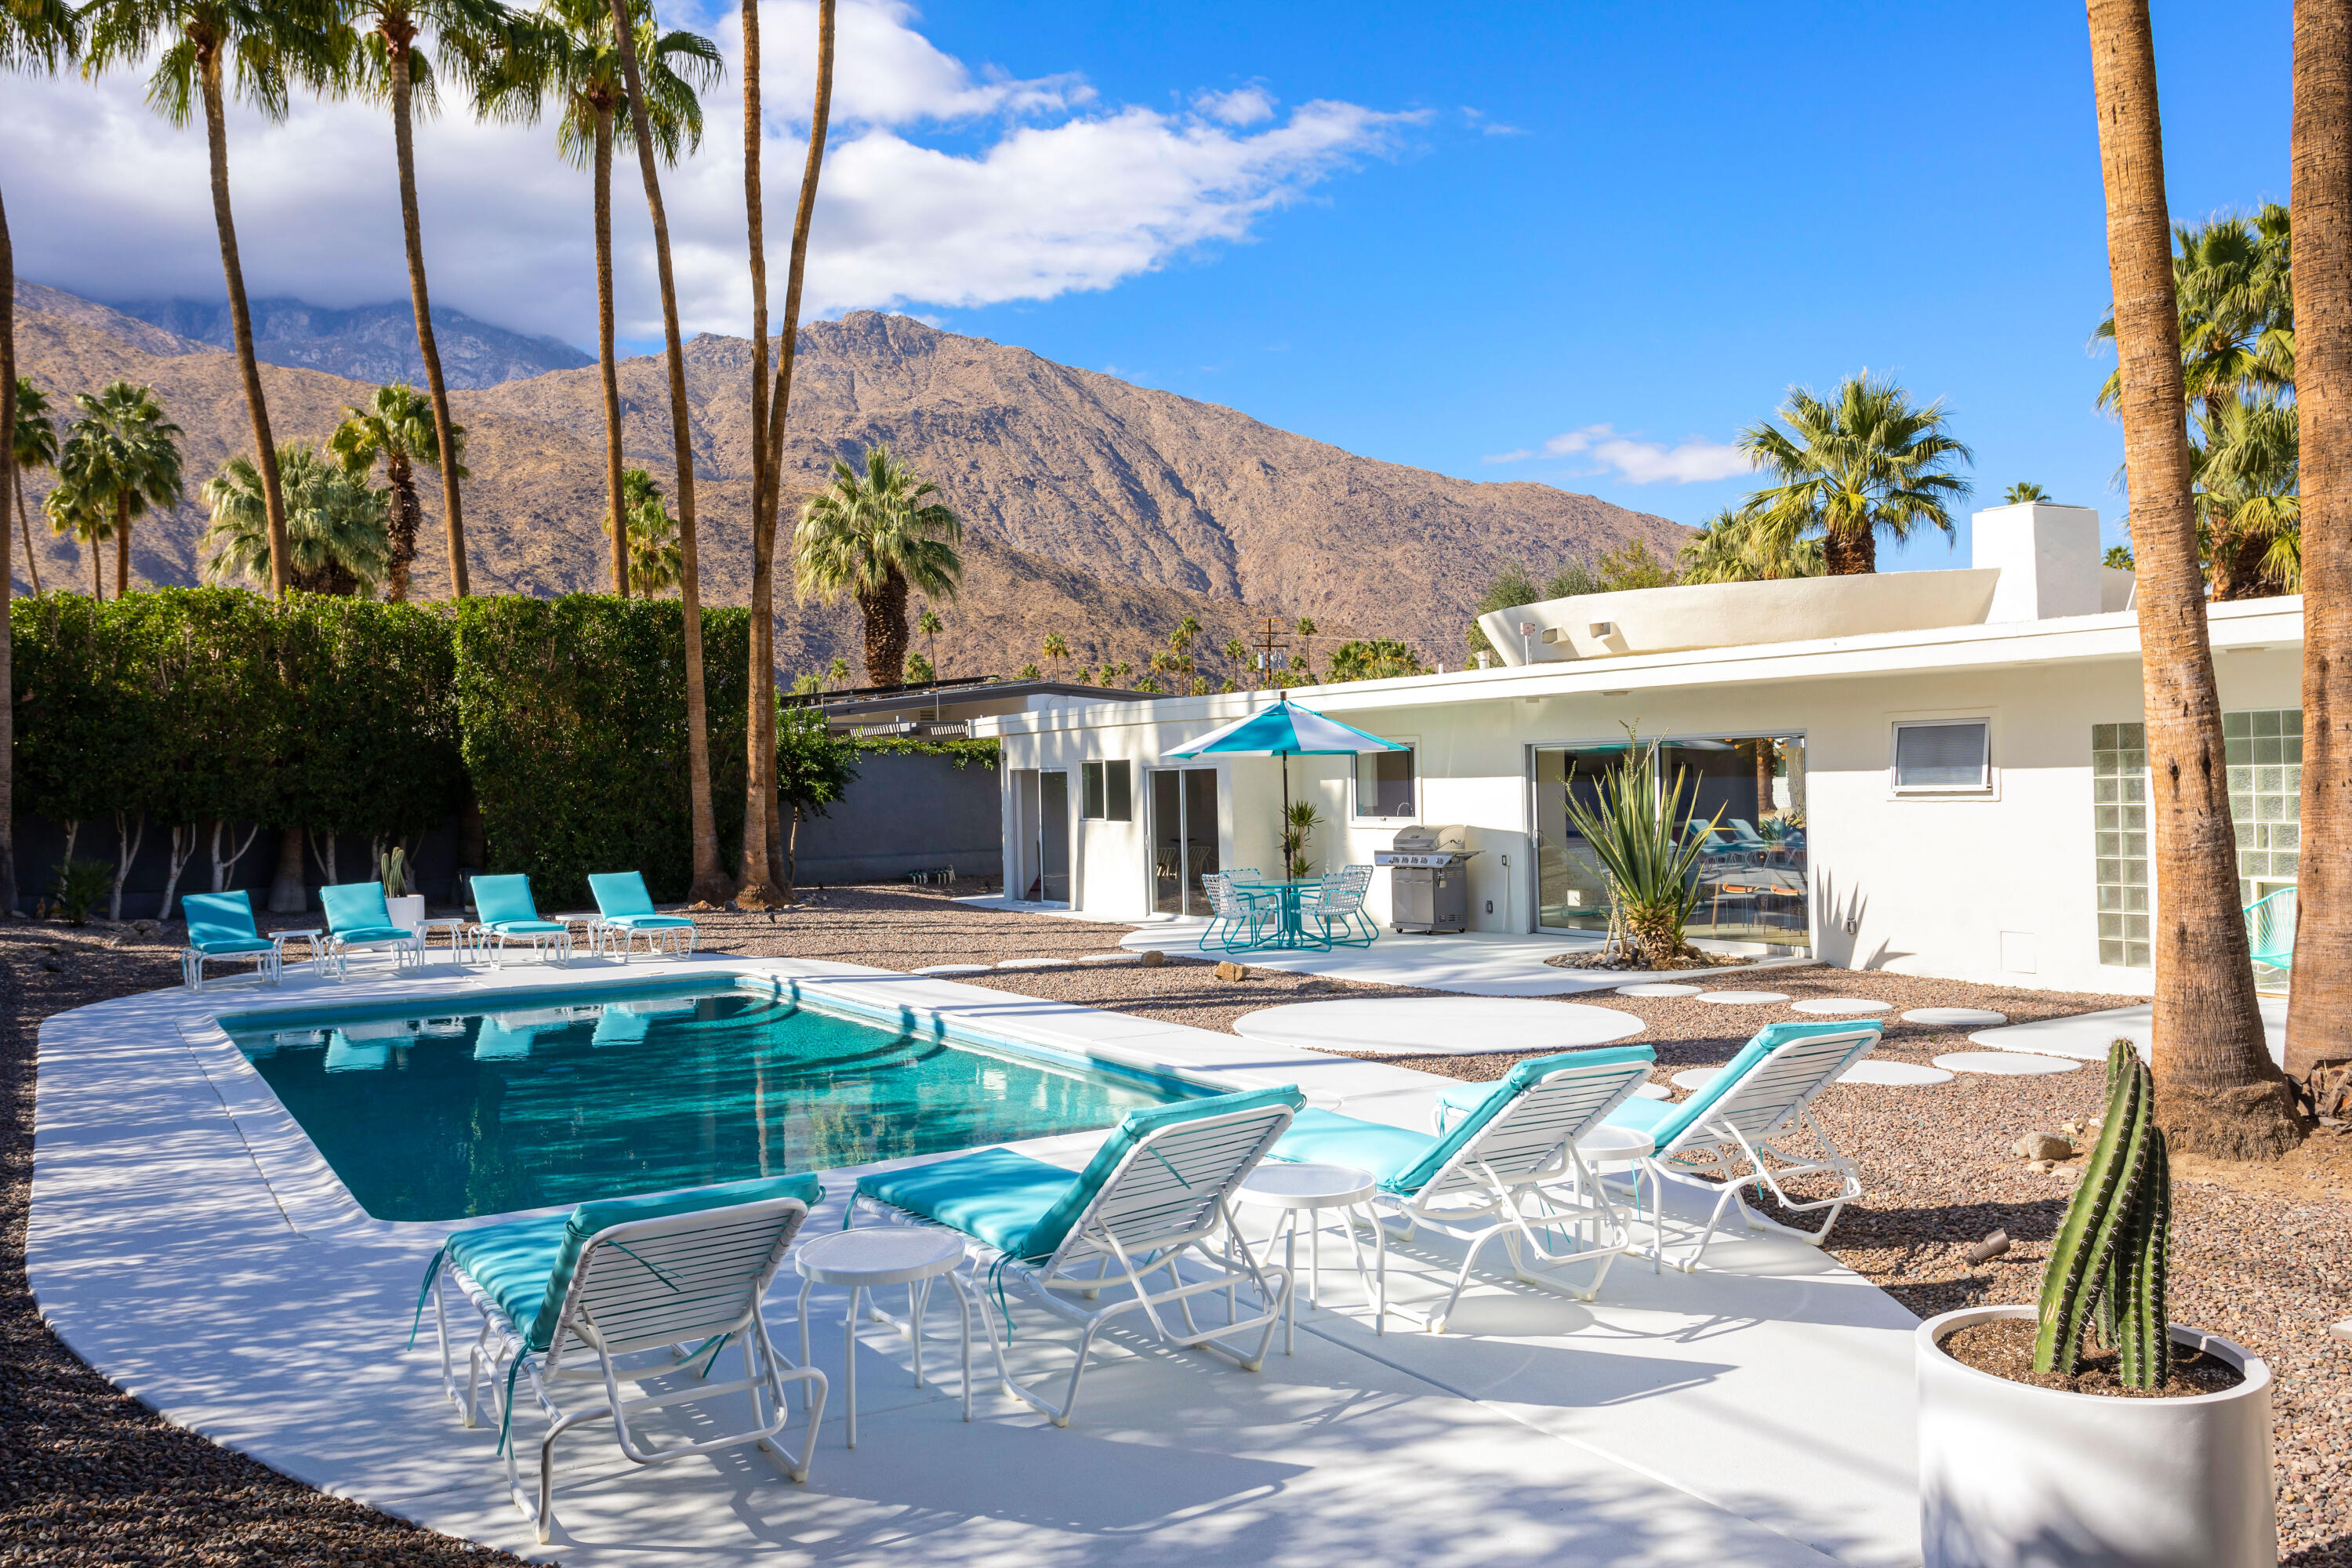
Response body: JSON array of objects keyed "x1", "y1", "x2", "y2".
[
  {"x1": 1484, "y1": 424, "x2": 1751, "y2": 485},
  {"x1": 5, "y1": 0, "x2": 1404, "y2": 346}
]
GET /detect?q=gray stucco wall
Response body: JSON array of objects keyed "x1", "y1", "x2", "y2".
[{"x1": 789, "y1": 751, "x2": 1002, "y2": 887}]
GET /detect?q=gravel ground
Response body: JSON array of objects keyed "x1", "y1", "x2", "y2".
[{"x1": 4, "y1": 886, "x2": 2346, "y2": 1563}]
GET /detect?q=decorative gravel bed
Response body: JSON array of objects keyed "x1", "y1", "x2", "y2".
[{"x1": 5, "y1": 886, "x2": 2347, "y2": 1563}]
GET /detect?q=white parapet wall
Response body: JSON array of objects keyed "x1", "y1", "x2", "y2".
[{"x1": 1474, "y1": 569, "x2": 2002, "y2": 665}]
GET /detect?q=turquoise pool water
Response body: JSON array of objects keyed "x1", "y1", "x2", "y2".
[{"x1": 227, "y1": 980, "x2": 1193, "y2": 1221}]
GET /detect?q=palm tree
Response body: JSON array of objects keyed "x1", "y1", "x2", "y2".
[
  {"x1": 330, "y1": 381, "x2": 461, "y2": 601},
  {"x1": 2289, "y1": 0, "x2": 2352, "y2": 1095},
  {"x1": 737, "y1": 0, "x2": 835, "y2": 904},
  {"x1": 1041, "y1": 631, "x2": 1070, "y2": 679},
  {"x1": 82, "y1": 0, "x2": 341, "y2": 597},
  {"x1": 42, "y1": 478, "x2": 114, "y2": 597},
  {"x1": 2096, "y1": 205, "x2": 2296, "y2": 420},
  {"x1": 2002, "y1": 482, "x2": 2050, "y2": 503},
  {"x1": 601, "y1": 466, "x2": 679, "y2": 593},
  {"x1": 330, "y1": 0, "x2": 520, "y2": 600},
  {"x1": 916, "y1": 605, "x2": 942, "y2": 679},
  {"x1": 1676, "y1": 506, "x2": 1823, "y2": 584},
  {"x1": 793, "y1": 445, "x2": 964, "y2": 685},
  {"x1": 2087, "y1": 0, "x2": 2301, "y2": 1156},
  {"x1": 1738, "y1": 375, "x2": 1973, "y2": 575},
  {"x1": 1294, "y1": 615, "x2": 1318, "y2": 684},
  {"x1": 202, "y1": 441, "x2": 390, "y2": 595},
  {"x1": 10, "y1": 377, "x2": 56, "y2": 596},
  {"x1": 482, "y1": 0, "x2": 713, "y2": 601},
  {"x1": 56, "y1": 382, "x2": 183, "y2": 599},
  {"x1": 826, "y1": 655, "x2": 848, "y2": 690},
  {"x1": 2194, "y1": 393, "x2": 2301, "y2": 597}
]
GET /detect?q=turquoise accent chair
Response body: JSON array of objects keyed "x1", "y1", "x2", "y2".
[
  {"x1": 318, "y1": 880, "x2": 426, "y2": 980},
  {"x1": 470, "y1": 874, "x2": 572, "y2": 967},
  {"x1": 180, "y1": 889, "x2": 310, "y2": 992},
  {"x1": 586, "y1": 872, "x2": 699, "y2": 960}
]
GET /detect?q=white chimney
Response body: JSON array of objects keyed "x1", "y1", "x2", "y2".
[{"x1": 1971, "y1": 503, "x2": 2103, "y2": 622}]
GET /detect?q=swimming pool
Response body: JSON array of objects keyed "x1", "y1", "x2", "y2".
[{"x1": 226, "y1": 978, "x2": 1198, "y2": 1221}]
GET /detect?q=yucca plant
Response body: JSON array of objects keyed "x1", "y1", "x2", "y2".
[
  {"x1": 1560, "y1": 734, "x2": 1721, "y2": 968},
  {"x1": 2033, "y1": 1040, "x2": 2172, "y2": 1388}
]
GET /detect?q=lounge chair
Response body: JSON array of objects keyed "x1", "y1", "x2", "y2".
[
  {"x1": 1594, "y1": 1018, "x2": 1882, "y2": 1271},
  {"x1": 318, "y1": 881, "x2": 427, "y2": 981},
  {"x1": 587, "y1": 872, "x2": 699, "y2": 960},
  {"x1": 2246, "y1": 886, "x2": 2296, "y2": 971},
  {"x1": 1273, "y1": 1047, "x2": 1656, "y2": 1332},
  {"x1": 851, "y1": 1084, "x2": 1304, "y2": 1426},
  {"x1": 469, "y1": 873, "x2": 572, "y2": 968},
  {"x1": 1299, "y1": 864, "x2": 1377, "y2": 947},
  {"x1": 180, "y1": 890, "x2": 312, "y2": 992},
  {"x1": 1199, "y1": 872, "x2": 1277, "y2": 951},
  {"x1": 418, "y1": 1174, "x2": 829, "y2": 1544}
]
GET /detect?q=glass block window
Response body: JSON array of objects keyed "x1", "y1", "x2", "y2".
[
  {"x1": 2091, "y1": 723, "x2": 2151, "y2": 969},
  {"x1": 2224, "y1": 709, "x2": 2301, "y2": 903}
]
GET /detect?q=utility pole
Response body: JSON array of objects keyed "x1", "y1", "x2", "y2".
[{"x1": 1252, "y1": 616, "x2": 1291, "y2": 687}]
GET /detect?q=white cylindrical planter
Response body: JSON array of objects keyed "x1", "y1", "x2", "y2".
[
  {"x1": 387, "y1": 893, "x2": 426, "y2": 935},
  {"x1": 1917, "y1": 1305, "x2": 2274, "y2": 1568}
]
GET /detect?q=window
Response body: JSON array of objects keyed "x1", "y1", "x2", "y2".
[
  {"x1": 2092, "y1": 723, "x2": 2151, "y2": 968},
  {"x1": 1080, "y1": 760, "x2": 1131, "y2": 822},
  {"x1": 1892, "y1": 720, "x2": 1990, "y2": 793},
  {"x1": 1354, "y1": 748, "x2": 1415, "y2": 819}
]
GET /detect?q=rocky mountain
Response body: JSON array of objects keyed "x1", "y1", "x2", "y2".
[
  {"x1": 8, "y1": 285, "x2": 1686, "y2": 681},
  {"x1": 89, "y1": 289, "x2": 593, "y2": 389}
]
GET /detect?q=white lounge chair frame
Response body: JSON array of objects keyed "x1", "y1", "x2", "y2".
[
  {"x1": 467, "y1": 924, "x2": 574, "y2": 969},
  {"x1": 594, "y1": 920, "x2": 699, "y2": 961},
  {"x1": 1640, "y1": 1025, "x2": 1878, "y2": 1272},
  {"x1": 434, "y1": 1195, "x2": 828, "y2": 1544},
  {"x1": 1379, "y1": 1055, "x2": 1651, "y2": 1332},
  {"x1": 180, "y1": 930, "x2": 318, "y2": 992},
  {"x1": 853, "y1": 1098, "x2": 1298, "y2": 1428},
  {"x1": 321, "y1": 928, "x2": 426, "y2": 981}
]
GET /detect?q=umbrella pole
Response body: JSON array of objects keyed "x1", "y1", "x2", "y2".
[{"x1": 1281, "y1": 751, "x2": 1293, "y2": 877}]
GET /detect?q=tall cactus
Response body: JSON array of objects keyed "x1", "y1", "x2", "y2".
[{"x1": 2033, "y1": 1040, "x2": 2172, "y2": 1387}]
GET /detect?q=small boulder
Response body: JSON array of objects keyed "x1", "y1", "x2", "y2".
[
  {"x1": 2028, "y1": 1159, "x2": 2057, "y2": 1174},
  {"x1": 1214, "y1": 960, "x2": 1252, "y2": 982},
  {"x1": 1138, "y1": 949, "x2": 1167, "y2": 968},
  {"x1": 2330, "y1": 1319, "x2": 2352, "y2": 1344},
  {"x1": 1965, "y1": 1230, "x2": 2012, "y2": 1265},
  {"x1": 2013, "y1": 1131, "x2": 2074, "y2": 1163}
]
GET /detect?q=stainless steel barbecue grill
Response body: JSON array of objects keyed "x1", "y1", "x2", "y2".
[{"x1": 1373, "y1": 825, "x2": 1480, "y2": 934}]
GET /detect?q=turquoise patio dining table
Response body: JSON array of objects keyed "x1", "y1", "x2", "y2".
[{"x1": 1224, "y1": 876, "x2": 1333, "y2": 953}]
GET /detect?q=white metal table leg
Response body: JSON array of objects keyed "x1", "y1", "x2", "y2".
[{"x1": 844, "y1": 1284, "x2": 861, "y2": 1448}]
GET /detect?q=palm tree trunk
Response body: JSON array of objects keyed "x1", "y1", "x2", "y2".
[
  {"x1": 735, "y1": 0, "x2": 776, "y2": 906},
  {"x1": 389, "y1": 40, "x2": 469, "y2": 600},
  {"x1": 89, "y1": 535, "x2": 99, "y2": 599},
  {"x1": 608, "y1": 0, "x2": 731, "y2": 903},
  {"x1": 594, "y1": 106, "x2": 627, "y2": 600},
  {"x1": 2089, "y1": 0, "x2": 2301, "y2": 1157},
  {"x1": 858, "y1": 568, "x2": 910, "y2": 684},
  {"x1": 114, "y1": 492, "x2": 129, "y2": 598},
  {"x1": 0, "y1": 183, "x2": 18, "y2": 915},
  {"x1": 199, "y1": 53, "x2": 290, "y2": 597},
  {"x1": 385, "y1": 451, "x2": 418, "y2": 602},
  {"x1": 1822, "y1": 525, "x2": 1875, "y2": 575},
  {"x1": 2291, "y1": 0, "x2": 2352, "y2": 1098},
  {"x1": 16, "y1": 470, "x2": 42, "y2": 597}
]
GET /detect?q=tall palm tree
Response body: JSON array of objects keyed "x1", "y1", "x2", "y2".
[
  {"x1": 42, "y1": 477, "x2": 113, "y2": 598},
  {"x1": 1040, "y1": 631, "x2": 1070, "y2": 680},
  {"x1": 2088, "y1": 0, "x2": 2302, "y2": 1157},
  {"x1": 604, "y1": 0, "x2": 726, "y2": 903},
  {"x1": 2002, "y1": 481, "x2": 2050, "y2": 503},
  {"x1": 10, "y1": 377, "x2": 56, "y2": 596},
  {"x1": 330, "y1": 381, "x2": 462, "y2": 601},
  {"x1": 2290, "y1": 0, "x2": 2352, "y2": 1097},
  {"x1": 203, "y1": 441, "x2": 390, "y2": 595},
  {"x1": 916, "y1": 605, "x2": 942, "y2": 679},
  {"x1": 56, "y1": 382, "x2": 183, "y2": 599},
  {"x1": 1738, "y1": 375, "x2": 1973, "y2": 575},
  {"x1": 1677, "y1": 505, "x2": 1824, "y2": 584},
  {"x1": 601, "y1": 466, "x2": 679, "y2": 593},
  {"x1": 737, "y1": 0, "x2": 834, "y2": 904},
  {"x1": 82, "y1": 0, "x2": 343, "y2": 597},
  {"x1": 331, "y1": 0, "x2": 519, "y2": 599},
  {"x1": 481, "y1": 0, "x2": 713, "y2": 599},
  {"x1": 794, "y1": 446, "x2": 964, "y2": 686},
  {"x1": 2194, "y1": 392, "x2": 2301, "y2": 596}
]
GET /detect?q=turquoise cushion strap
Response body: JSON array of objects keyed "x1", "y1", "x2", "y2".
[
  {"x1": 1383, "y1": 1045, "x2": 1653, "y2": 1194},
  {"x1": 1605, "y1": 1019, "x2": 1881, "y2": 1149}
]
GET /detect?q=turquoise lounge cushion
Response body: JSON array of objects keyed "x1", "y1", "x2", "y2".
[
  {"x1": 588, "y1": 871, "x2": 659, "y2": 917},
  {"x1": 608, "y1": 913, "x2": 695, "y2": 930},
  {"x1": 192, "y1": 934, "x2": 274, "y2": 955},
  {"x1": 335, "y1": 926, "x2": 415, "y2": 945},
  {"x1": 1269, "y1": 1107, "x2": 1436, "y2": 1186},
  {"x1": 1602, "y1": 1019, "x2": 1882, "y2": 1150},
  {"x1": 858, "y1": 1083, "x2": 1305, "y2": 1261},
  {"x1": 321, "y1": 881, "x2": 394, "y2": 935},
  {"x1": 485, "y1": 920, "x2": 567, "y2": 935},
  {"x1": 1595, "y1": 1094, "x2": 1676, "y2": 1136},
  {"x1": 444, "y1": 1211, "x2": 572, "y2": 1345}
]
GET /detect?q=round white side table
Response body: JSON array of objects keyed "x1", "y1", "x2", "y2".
[
  {"x1": 1234, "y1": 1162, "x2": 1386, "y2": 1349},
  {"x1": 1573, "y1": 1123, "x2": 1658, "y2": 1270},
  {"x1": 793, "y1": 1227, "x2": 975, "y2": 1447}
]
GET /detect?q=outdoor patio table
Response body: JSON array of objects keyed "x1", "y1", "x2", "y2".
[
  {"x1": 1573, "y1": 1123, "x2": 1659, "y2": 1271},
  {"x1": 1232, "y1": 1160, "x2": 1385, "y2": 1348},
  {"x1": 276, "y1": 927, "x2": 326, "y2": 972},
  {"x1": 415, "y1": 916, "x2": 468, "y2": 964},
  {"x1": 1222, "y1": 876, "x2": 1334, "y2": 953},
  {"x1": 793, "y1": 1226, "x2": 975, "y2": 1448}
]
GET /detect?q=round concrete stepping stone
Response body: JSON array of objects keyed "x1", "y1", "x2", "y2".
[
  {"x1": 1631, "y1": 1081, "x2": 1671, "y2": 1101},
  {"x1": 1932, "y1": 1051, "x2": 2080, "y2": 1076},
  {"x1": 1669, "y1": 1068, "x2": 1720, "y2": 1091},
  {"x1": 996, "y1": 956, "x2": 1070, "y2": 971},
  {"x1": 1904, "y1": 1007, "x2": 2009, "y2": 1027},
  {"x1": 913, "y1": 964, "x2": 991, "y2": 978},
  {"x1": 1616, "y1": 982, "x2": 1703, "y2": 997},
  {"x1": 1076, "y1": 952, "x2": 1138, "y2": 964},
  {"x1": 1838, "y1": 1060, "x2": 1955, "y2": 1087},
  {"x1": 1232, "y1": 996, "x2": 1645, "y2": 1058},
  {"x1": 1790, "y1": 997, "x2": 1893, "y2": 1015},
  {"x1": 1696, "y1": 989, "x2": 1791, "y2": 1005}
]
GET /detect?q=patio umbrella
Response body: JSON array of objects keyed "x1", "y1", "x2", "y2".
[{"x1": 1165, "y1": 695, "x2": 1406, "y2": 873}]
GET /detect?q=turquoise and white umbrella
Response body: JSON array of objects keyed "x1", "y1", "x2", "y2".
[{"x1": 1166, "y1": 695, "x2": 1406, "y2": 863}]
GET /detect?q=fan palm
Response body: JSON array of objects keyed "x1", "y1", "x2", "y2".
[
  {"x1": 327, "y1": 0, "x2": 522, "y2": 599},
  {"x1": 1041, "y1": 631, "x2": 1070, "y2": 678},
  {"x1": 600, "y1": 466, "x2": 680, "y2": 593},
  {"x1": 481, "y1": 0, "x2": 714, "y2": 599},
  {"x1": 42, "y1": 477, "x2": 114, "y2": 599},
  {"x1": 793, "y1": 445, "x2": 964, "y2": 685},
  {"x1": 916, "y1": 605, "x2": 942, "y2": 678},
  {"x1": 1676, "y1": 505, "x2": 1824, "y2": 584},
  {"x1": 56, "y1": 382, "x2": 184, "y2": 599},
  {"x1": 2002, "y1": 482, "x2": 2050, "y2": 503},
  {"x1": 10, "y1": 377, "x2": 56, "y2": 596},
  {"x1": 1739, "y1": 375, "x2": 1973, "y2": 575},
  {"x1": 2096, "y1": 205, "x2": 2296, "y2": 419},
  {"x1": 203, "y1": 441, "x2": 390, "y2": 596},
  {"x1": 330, "y1": 381, "x2": 463, "y2": 601},
  {"x1": 82, "y1": 0, "x2": 345, "y2": 596},
  {"x1": 2194, "y1": 393, "x2": 2301, "y2": 596}
]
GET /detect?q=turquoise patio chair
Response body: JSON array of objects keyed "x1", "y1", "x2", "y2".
[
  {"x1": 1300, "y1": 865, "x2": 1377, "y2": 948},
  {"x1": 318, "y1": 880, "x2": 426, "y2": 981},
  {"x1": 851, "y1": 1084, "x2": 1303, "y2": 1426},
  {"x1": 587, "y1": 871, "x2": 699, "y2": 961},
  {"x1": 417, "y1": 1174, "x2": 829, "y2": 1544},
  {"x1": 1199, "y1": 872, "x2": 1278, "y2": 951},
  {"x1": 1275, "y1": 1046, "x2": 1655, "y2": 1330},
  {"x1": 180, "y1": 889, "x2": 313, "y2": 992},
  {"x1": 2247, "y1": 886, "x2": 2296, "y2": 972},
  {"x1": 470, "y1": 873, "x2": 572, "y2": 968}
]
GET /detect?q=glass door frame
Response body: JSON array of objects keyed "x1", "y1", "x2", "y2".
[{"x1": 1145, "y1": 765, "x2": 1221, "y2": 918}]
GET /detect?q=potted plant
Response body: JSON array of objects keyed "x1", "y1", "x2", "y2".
[
  {"x1": 380, "y1": 848, "x2": 425, "y2": 935},
  {"x1": 1915, "y1": 1041, "x2": 2275, "y2": 1568}
]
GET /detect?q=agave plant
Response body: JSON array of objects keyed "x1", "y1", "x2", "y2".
[{"x1": 1560, "y1": 733, "x2": 1722, "y2": 968}]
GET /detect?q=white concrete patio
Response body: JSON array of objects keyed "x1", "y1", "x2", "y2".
[{"x1": 30, "y1": 951, "x2": 1925, "y2": 1566}]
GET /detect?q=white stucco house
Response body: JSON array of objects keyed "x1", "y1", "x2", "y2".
[{"x1": 975, "y1": 503, "x2": 2303, "y2": 998}]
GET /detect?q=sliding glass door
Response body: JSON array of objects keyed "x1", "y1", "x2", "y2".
[{"x1": 1149, "y1": 768, "x2": 1220, "y2": 916}]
